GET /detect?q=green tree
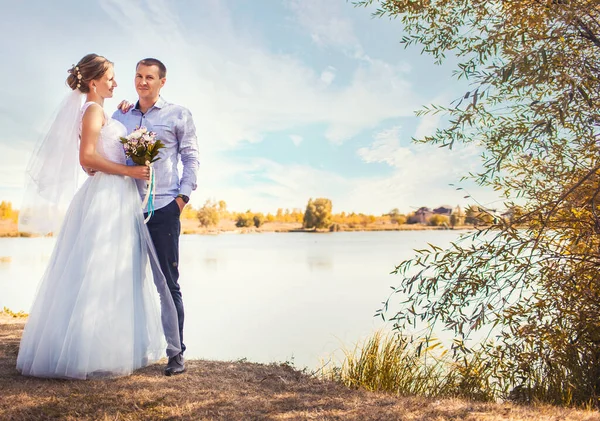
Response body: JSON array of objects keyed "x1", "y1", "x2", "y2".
[
  {"x1": 362, "y1": 0, "x2": 600, "y2": 406},
  {"x1": 392, "y1": 214, "x2": 407, "y2": 225},
  {"x1": 449, "y1": 205, "x2": 464, "y2": 229},
  {"x1": 253, "y1": 212, "x2": 265, "y2": 228},
  {"x1": 427, "y1": 214, "x2": 448, "y2": 227},
  {"x1": 292, "y1": 208, "x2": 304, "y2": 223},
  {"x1": 449, "y1": 213, "x2": 458, "y2": 229},
  {"x1": 388, "y1": 208, "x2": 406, "y2": 225},
  {"x1": 196, "y1": 200, "x2": 219, "y2": 227},
  {"x1": 235, "y1": 211, "x2": 255, "y2": 228},
  {"x1": 303, "y1": 198, "x2": 333, "y2": 229}
]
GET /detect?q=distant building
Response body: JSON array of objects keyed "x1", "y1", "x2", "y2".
[
  {"x1": 410, "y1": 205, "x2": 468, "y2": 225},
  {"x1": 433, "y1": 206, "x2": 453, "y2": 216},
  {"x1": 414, "y1": 207, "x2": 432, "y2": 224}
]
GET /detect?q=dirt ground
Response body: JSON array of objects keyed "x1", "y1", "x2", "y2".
[{"x1": 1, "y1": 315, "x2": 599, "y2": 420}]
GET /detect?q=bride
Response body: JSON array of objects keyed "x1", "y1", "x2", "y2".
[{"x1": 16, "y1": 53, "x2": 181, "y2": 379}]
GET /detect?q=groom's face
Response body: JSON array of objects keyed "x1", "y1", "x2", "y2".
[{"x1": 135, "y1": 64, "x2": 166, "y2": 102}]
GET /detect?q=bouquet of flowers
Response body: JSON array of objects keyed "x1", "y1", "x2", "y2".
[
  {"x1": 120, "y1": 126, "x2": 165, "y2": 166},
  {"x1": 120, "y1": 126, "x2": 165, "y2": 223}
]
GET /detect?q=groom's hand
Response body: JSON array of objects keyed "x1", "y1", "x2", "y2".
[
  {"x1": 117, "y1": 100, "x2": 134, "y2": 113},
  {"x1": 175, "y1": 197, "x2": 186, "y2": 214}
]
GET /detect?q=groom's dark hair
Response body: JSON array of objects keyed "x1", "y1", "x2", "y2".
[{"x1": 136, "y1": 58, "x2": 167, "y2": 79}]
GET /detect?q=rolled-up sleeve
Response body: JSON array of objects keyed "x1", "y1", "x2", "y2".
[{"x1": 177, "y1": 108, "x2": 199, "y2": 197}]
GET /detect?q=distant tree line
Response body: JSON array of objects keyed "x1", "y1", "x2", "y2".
[
  {"x1": 1, "y1": 199, "x2": 521, "y2": 231},
  {"x1": 191, "y1": 198, "x2": 521, "y2": 231}
]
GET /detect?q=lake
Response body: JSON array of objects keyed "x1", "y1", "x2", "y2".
[{"x1": 0, "y1": 230, "x2": 465, "y2": 369}]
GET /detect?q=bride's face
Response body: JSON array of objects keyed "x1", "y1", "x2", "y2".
[{"x1": 91, "y1": 66, "x2": 117, "y2": 99}]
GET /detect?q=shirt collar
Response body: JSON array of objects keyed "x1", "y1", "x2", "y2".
[
  {"x1": 155, "y1": 96, "x2": 167, "y2": 109},
  {"x1": 133, "y1": 96, "x2": 167, "y2": 112}
]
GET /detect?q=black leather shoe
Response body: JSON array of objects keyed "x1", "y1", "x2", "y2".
[{"x1": 164, "y1": 353, "x2": 185, "y2": 376}]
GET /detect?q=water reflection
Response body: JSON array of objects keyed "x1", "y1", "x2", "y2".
[
  {"x1": 202, "y1": 256, "x2": 220, "y2": 271},
  {"x1": 306, "y1": 253, "x2": 333, "y2": 271},
  {"x1": 0, "y1": 231, "x2": 464, "y2": 368}
]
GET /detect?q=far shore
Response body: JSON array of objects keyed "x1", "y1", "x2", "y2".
[{"x1": 0, "y1": 219, "x2": 475, "y2": 238}]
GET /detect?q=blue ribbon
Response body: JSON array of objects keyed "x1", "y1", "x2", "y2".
[
  {"x1": 143, "y1": 166, "x2": 156, "y2": 224},
  {"x1": 147, "y1": 169, "x2": 155, "y2": 220}
]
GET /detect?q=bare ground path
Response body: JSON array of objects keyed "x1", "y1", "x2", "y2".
[{"x1": 1, "y1": 315, "x2": 599, "y2": 421}]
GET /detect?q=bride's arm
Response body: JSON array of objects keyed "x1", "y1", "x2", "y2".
[{"x1": 79, "y1": 104, "x2": 148, "y2": 180}]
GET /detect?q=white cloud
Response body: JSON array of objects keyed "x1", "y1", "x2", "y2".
[
  {"x1": 194, "y1": 157, "x2": 349, "y2": 213},
  {"x1": 192, "y1": 125, "x2": 499, "y2": 215},
  {"x1": 349, "y1": 126, "x2": 499, "y2": 213},
  {"x1": 320, "y1": 66, "x2": 336, "y2": 86},
  {"x1": 357, "y1": 126, "x2": 412, "y2": 167},
  {"x1": 286, "y1": 0, "x2": 360, "y2": 52},
  {"x1": 0, "y1": 0, "x2": 499, "y2": 215},
  {"x1": 0, "y1": 142, "x2": 38, "y2": 207},
  {"x1": 414, "y1": 114, "x2": 442, "y2": 140},
  {"x1": 99, "y1": 0, "x2": 420, "y2": 149},
  {"x1": 289, "y1": 135, "x2": 303, "y2": 146},
  {"x1": 413, "y1": 94, "x2": 450, "y2": 140}
]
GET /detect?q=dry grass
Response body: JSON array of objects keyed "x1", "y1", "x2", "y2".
[{"x1": 1, "y1": 315, "x2": 599, "y2": 420}]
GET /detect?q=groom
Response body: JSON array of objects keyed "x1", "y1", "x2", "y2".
[{"x1": 113, "y1": 58, "x2": 199, "y2": 376}]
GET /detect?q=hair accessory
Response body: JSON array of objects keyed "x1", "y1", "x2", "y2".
[{"x1": 70, "y1": 64, "x2": 83, "y2": 89}]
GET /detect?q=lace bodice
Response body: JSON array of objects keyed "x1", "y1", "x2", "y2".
[{"x1": 81, "y1": 102, "x2": 127, "y2": 164}]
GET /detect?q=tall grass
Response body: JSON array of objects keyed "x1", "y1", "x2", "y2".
[
  {"x1": 497, "y1": 340, "x2": 600, "y2": 409},
  {"x1": 321, "y1": 331, "x2": 600, "y2": 408},
  {"x1": 321, "y1": 331, "x2": 497, "y2": 402}
]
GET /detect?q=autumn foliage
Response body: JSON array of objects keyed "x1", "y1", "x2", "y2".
[{"x1": 361, "y1": 0, "x2": 600, "y2": 407}]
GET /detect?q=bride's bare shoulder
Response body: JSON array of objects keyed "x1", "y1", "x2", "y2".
[{"x1": 81, "y1": 103, "x2": 106, "y2": 127}]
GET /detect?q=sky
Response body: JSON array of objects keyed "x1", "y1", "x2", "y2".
[{"x1": 1, "y1": 0, "x2": 503, "y2": 215}]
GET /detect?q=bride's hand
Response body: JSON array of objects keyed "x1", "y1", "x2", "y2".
[
  {"x1": 117, "y1": 100, "x2": 133, "y2": 114},
  {"x1": 127, "y1": 165, "x2": 151, "y2": 181}
]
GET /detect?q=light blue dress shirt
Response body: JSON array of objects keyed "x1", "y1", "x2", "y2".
[{"x1": 112, "y1": 97, "x2": 200, "y2": 211}]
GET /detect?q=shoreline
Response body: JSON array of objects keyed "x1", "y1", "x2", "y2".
[
  {"x1": 0, "y1": 219, "x2": 476, "y2": 238},
  {"x1": 1, "y1": 314, "x2": 597, "y2": 420}
]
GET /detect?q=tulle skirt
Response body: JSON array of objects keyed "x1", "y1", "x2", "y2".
[{"x1": 16, "y1": 172, "x2": 178, "y2": 379}]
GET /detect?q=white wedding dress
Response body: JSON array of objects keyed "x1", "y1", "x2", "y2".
[{"x1": 16, "y1": 102, "x2": 180, "y2": 379}]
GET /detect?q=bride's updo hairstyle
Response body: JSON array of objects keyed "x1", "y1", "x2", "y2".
[{"x1": 66, "y1": 54, "x2": 113, "y2": 93}]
